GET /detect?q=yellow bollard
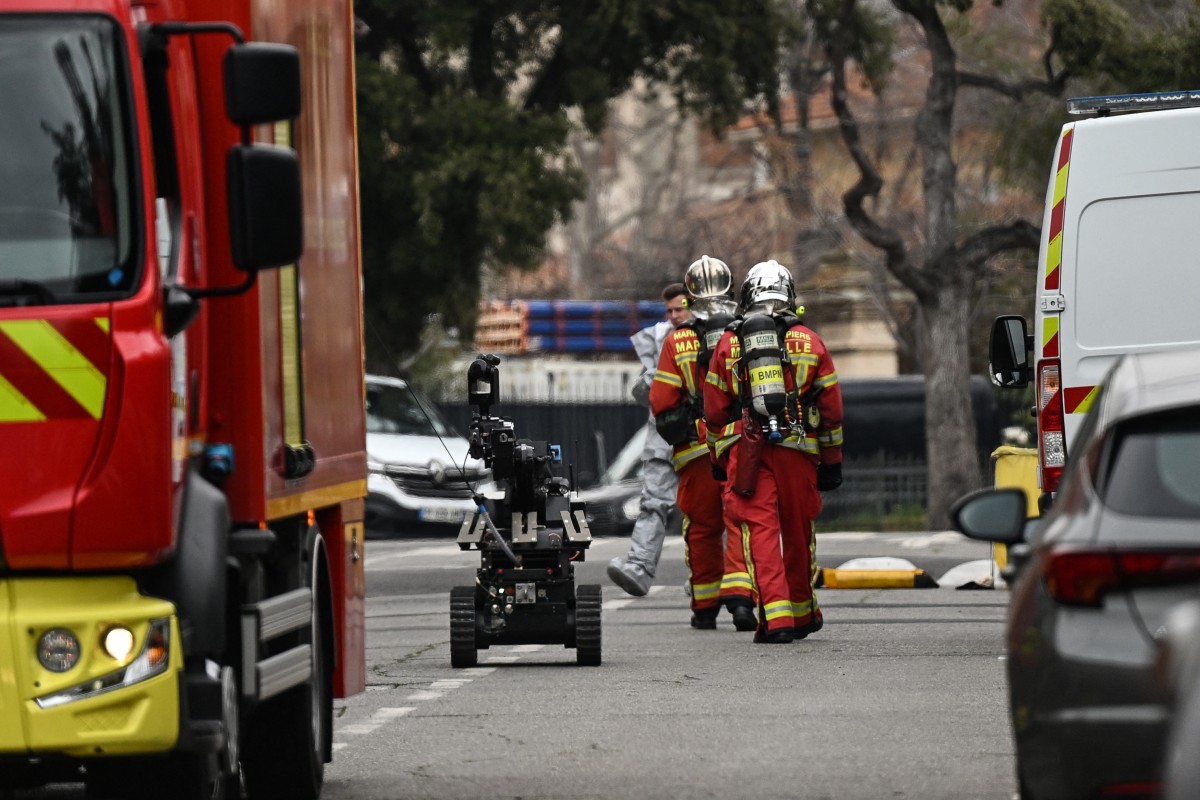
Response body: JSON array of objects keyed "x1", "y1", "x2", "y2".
[{"x1": 990, "y1": 445, "x2": 1040, "y2": 570}]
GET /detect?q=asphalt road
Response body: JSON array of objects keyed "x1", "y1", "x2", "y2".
[
  {"x1": 6, "y1": 531, "x2": 1016, "y2": 800},
  {"x1": 323, "y1": 530, "x2": 1016, "y2": 800}
]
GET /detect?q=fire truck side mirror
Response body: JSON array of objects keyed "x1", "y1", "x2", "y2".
[
  {"x1": 223, "y1": 43, "x2": 301, "y2": 126},
  {"x1": 226, "y1": 145, "x2": 303, "y2": 271}
]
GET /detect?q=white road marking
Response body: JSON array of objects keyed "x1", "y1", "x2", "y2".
[
  {"x1": 340, "y1": 706, "x2": 416, "y2": 736},
  {"x1": 604, "y1": 582, "x2": 669, "y2": 610},
  {"x1": 373, "y1": 707, "x2": 415, "y2": 719}
]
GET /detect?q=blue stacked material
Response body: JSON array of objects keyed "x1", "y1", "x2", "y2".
[
  {"x1": 523, "y1": 300, "x2": 662, "y2": 318},
  {"x1": 519, "y1": 300, "x2": 663, "y2": 353},
  {"x1": 527, "y1": 318, "x2": 659, "y2": 336}
]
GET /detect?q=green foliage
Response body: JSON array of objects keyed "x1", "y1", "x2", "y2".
[
  {"x1": 355, "y1": 0, "x2": 792, "y2": 363},
  {"x1": 808, "y1": 0, "x2": 895, "y2": 93},
  {"x1": 1044, "y1": 0, "x2": 1200, "y2": 91}
]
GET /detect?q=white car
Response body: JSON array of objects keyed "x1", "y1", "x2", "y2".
[{"x1": 365, "y1": 375, "x2": 490, "y2": 535}]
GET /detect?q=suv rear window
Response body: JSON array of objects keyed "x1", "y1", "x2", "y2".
[{"x1": 1101, "y1": 410, "x2": 1200, "y2": 519}]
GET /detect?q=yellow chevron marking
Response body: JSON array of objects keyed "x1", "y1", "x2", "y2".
[
  {"x1": 1053, "y1": 163, "x2": 1069, "y2": 205},
  {"x1": 0, "y1": 320, "x2": 105, "y2": 418},
  {"x1": 95, "y1": 317, "x2": 110, "y2": 334},
  {"x1": 1043, "y1": 317, "x2": 1058, "y2": 350},
  {"x1": 1046, "y1": 230, "x2": 1062, "y2": 273},
  {"x1": 0, "y1": 372, "x2": 44, "y2": 421}
]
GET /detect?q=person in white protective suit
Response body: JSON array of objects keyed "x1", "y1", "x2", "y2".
[{"x1": 606, "y1": 283, "x2": 691, "y2": 596}]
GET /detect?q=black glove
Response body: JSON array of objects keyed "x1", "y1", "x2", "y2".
[
  {"x1": 711, "y1": 462, "x2": 728, "y2": 482},
  {"x1": 817, "y1": 463, "x2": 843, "y2": 492}
]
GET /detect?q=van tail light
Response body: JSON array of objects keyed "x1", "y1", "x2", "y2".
[
  {"x1": 1037, "y1": 360, "x2": 1066, "y2": 493},
  {"x1": 1044, "y1": 549, "x2": 1200, "y2": 607}
]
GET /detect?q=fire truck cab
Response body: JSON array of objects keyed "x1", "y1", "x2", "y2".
[{"x1": 991, "y1": 90, "x2": 1200, "y2": 506}]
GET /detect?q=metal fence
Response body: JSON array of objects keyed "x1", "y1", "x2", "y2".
[{"x1": 821, "y1": 455, "x2": 930, "y2": 529}]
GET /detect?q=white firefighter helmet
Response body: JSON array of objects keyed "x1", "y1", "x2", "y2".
[
  {"x1": 684, "y1": 255, "x2": 732, "y2": 300},
  {"x1": 740, "y1": 259, "x2": 795, "y2": 313}
]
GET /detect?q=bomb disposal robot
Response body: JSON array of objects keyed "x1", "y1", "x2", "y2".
[{"x1": 453, "y1": 355, "x2": 601, "y2": 666}]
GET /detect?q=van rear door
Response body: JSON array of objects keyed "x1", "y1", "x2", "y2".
[{"x1": 1044, "y1": 106, "x2": 1200, "y2": 450}]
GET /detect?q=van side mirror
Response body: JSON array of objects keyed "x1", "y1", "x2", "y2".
[
  {"x1": 224, "y1": 43, "x2": 300, "y2": 126},
  {"x1": 989, "y1": 315, "x2": 1031, "y2": 388},
  {"x1": 227, "y1": 145, "x2": 303, "y2": 271}
]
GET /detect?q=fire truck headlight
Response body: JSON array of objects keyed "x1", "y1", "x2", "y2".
[
  {"x1": 102, "y1": 626, "x2": 135, "y2": 662},
  {"x1": 38, "y1": 628, "x2": 81, "y2": 673}
]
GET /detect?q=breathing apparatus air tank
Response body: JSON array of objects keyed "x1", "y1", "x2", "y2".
[
  {"x1": 690, "y1": 305, "x2": 734, "y2": 418},
  {"x1": 697, "y1": 301, "x2": 736, "y2": 378},
  {"x1": 739, "y1": 312, "x2": 787, "y2": 440},
  {"x1": 700, "y1": 309, "x2": 734, "y2": 366}
]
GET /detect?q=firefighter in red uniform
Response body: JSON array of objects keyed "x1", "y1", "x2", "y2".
[
  {"x1": 703, "y1": 260, "x2": 844, "y2": 644},
  {"x1": 649, "y1": 256, "x2": 757, "y2": 631}
]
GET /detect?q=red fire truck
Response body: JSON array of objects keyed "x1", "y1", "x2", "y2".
[{"x1": 0, "y1": 1, "x2": 366, "y2": 798}]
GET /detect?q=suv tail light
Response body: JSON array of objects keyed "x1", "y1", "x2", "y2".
[
  {"x1": 1044, "y1": 549, "x2": 1200, "y2": 607},
  {"x1": 1037, "y1": 360, "x2": 1066, "y2": 493}
]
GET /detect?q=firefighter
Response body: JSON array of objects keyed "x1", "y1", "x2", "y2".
[
  {"x1": 607, "y1": 283, "x2": 691, "y2": 596},
  {"x1": 649, "y1": 256, "x2": 757, "y2": 631},
  {"x1": 703, "y1": 260, "x2": 844, "y2": 644}
]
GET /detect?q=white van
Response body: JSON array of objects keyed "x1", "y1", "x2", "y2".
[{"x1": 990, "y1": 90, "x2": 1200, "y2": 504}]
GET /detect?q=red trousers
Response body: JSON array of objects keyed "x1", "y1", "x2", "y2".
[
  {"x1": 723, "y1": 444, "x2": 822, "y2": 635},
  {"x1": 677, "y1": 458, "x2": 753, "y2": 612}
]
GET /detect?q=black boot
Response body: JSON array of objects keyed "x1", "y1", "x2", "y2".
[
  {"x1": 794, "y1": 615, "x2": 823, "y2": 640},
  {"x1": 690, "y1": 607, "x2": 719, "y2": 630},
  {"x1": 753, "y1": 627, "x2": 795, "y2": 644},
  {"x1": 730, "y1": 605, "x2": 757, "y2": 632}
]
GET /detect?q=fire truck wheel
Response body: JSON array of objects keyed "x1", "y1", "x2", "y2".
[
  {"x1": 575, "y1": 584, "x2": 602, "y2": 666},
  {"x1": 241, "y1": 573, "x2": 331, "y2": 800},
  {"x1": 450, "y1": 585, "x2": 478, "y2": 668}
]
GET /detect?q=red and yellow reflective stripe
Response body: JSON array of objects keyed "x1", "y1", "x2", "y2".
[
  {"x1": 1064, "y1": 385, "x2": 1098, "y2": 415},
  {"x1": 1042, "y1": 127, "x2": 1072, "y2": 360},
  {"x1": 1044, "y1": 126, "x2": 1073, "y2": 296},
  {"x1": 1042, "y1": 316, "x2": 1060, "y2": 361},
  {"x1": 0, "y1": 318, "x2": 109, "y2": 421}
]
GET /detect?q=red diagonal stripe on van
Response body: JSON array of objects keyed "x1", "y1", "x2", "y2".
[
  {"x1": 49, "y1": 318, "x2": 110, "y2": 376},
  {"x1": 0, "y1": 329, "x2": 94, "y2": 419},
  {"x1": 1057, "y1": 127, "x2": 1073, "y2": 171},
  {"x1": 1043, "y1": 330, "x2": 1059, "y2": 358},
  {"x1": 1064, "y1": 385, "x2": 1096, "y2": 414},
  {"x1": 1045, "y1": 202, "x2": 1064, "y2": 293},
  {"x1": 1044, "y1": 128, "x2": 1072, "y2": 293}
]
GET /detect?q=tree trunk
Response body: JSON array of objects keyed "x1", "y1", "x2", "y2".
[
  {"x1": 921, "y1": 276, "x2": 982, "y2": 529},
  {"x1": 907, "y1": 0, "x2": 983, "y2": 529}
]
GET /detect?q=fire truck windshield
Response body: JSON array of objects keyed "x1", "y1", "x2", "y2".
[{"x1": 0, "y1": 16, "x2": 135, "y2": 306}]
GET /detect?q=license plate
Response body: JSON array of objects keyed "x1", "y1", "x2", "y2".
[{"x1": 420, "y1": 506, "x2": 466, "y2": 524}]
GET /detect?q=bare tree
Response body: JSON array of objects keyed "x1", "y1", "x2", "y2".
[{"x1": 815, "y1": 0, "x2": 1068, "y2": 526}]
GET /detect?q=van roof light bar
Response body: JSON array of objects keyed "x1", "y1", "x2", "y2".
[{"x1": 1068, "y1": 90, "x2": 1200, "y2": 116}]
